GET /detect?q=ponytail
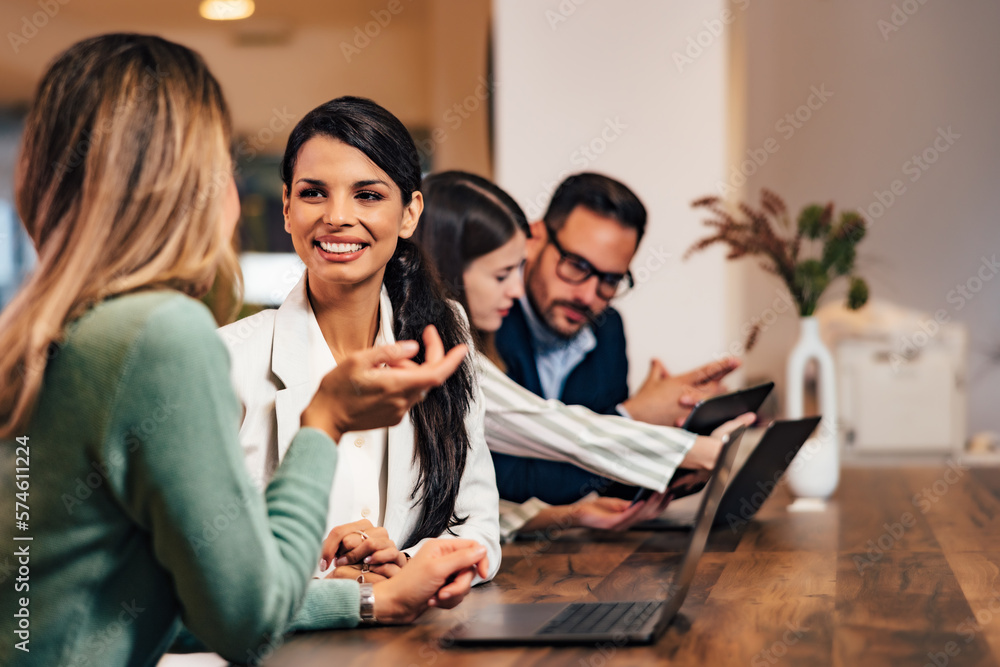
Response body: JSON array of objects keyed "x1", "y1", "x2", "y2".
[
  {"x1": 281, "y1": 97, "x2": 477, "y2": 546},
  {"x1": 383, "y1": 237, "x2": 475, "y2": 547}
]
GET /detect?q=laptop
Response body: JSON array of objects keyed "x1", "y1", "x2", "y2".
[
  {"x1": 638, "y1": 416, "x2": 822, "y2": 531},
  {"x1": 446, "y1": 425, "x2": 746, "y2": 647},
  {"x1": 630, "y1": 381, "x2": 776, "y2": 506}
]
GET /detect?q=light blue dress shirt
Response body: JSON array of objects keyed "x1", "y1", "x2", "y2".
[{"x1": 518, "y1": 295, "x2": 597, "y2": 401}]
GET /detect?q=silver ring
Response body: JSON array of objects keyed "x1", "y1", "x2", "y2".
[
  {"x1": 356, "y1": 530, "x2": 369, "y2": 540},
  {"x1": 356, "y1": 573, "x2": 365, "y2": 583}
]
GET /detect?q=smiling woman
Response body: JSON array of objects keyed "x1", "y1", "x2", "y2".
[
  {"x1": 282, "y1": 134, "x2": 421, "y2": 315},
  {"x1": 219, "y1": 96, "x2": 501, "y2": 589},
  {"x1": 0, "y1": 34, "x2": 491, "y2": 667}
]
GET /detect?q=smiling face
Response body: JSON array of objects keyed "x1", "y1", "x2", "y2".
[
  {"x1": 282, "y1": 135, "x2": 422, "y2": 292},
  {"x1": 462, "y1": 230, "x2": 527, "y2": 333}
]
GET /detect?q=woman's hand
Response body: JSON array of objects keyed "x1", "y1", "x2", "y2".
[
  {"x1": 319, "y1": 520, "x2": 406, "y2": 572},
  {"x1": 372, "y1": 538, "x2": 489, "y2": 624},
  {"x1": 711, "y1": 412, "x2": 756, "y2": 441},
  {"x1": 679, "y1": 413, "x2": 755, "y2": 471},
  {"x1": 571, "y1": 494, "x2": 671, "y2": 530},
  {"x1": 518, "y1": 494, "x2": 673, "y2": 534},
  {"x1": 301, "y1": 325, "x2": 468, "y2": 442},
  {"x1": 324, "y1": 564, "x2": 393, "y2": 584}
]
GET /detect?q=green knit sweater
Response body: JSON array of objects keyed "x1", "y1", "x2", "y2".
[{"x1": 0, "y1": 291, "x2": 360, "y2": 667}]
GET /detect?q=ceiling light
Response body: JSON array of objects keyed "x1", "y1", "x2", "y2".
[{"x1": 199, "y1": 0, "x2": 255, "y2": 21}]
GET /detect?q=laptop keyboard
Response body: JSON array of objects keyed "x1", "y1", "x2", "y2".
[{"x1": 536, "y1": 601, "x2": 663, "y2": 636}]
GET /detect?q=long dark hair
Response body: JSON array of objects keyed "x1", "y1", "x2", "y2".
[
  {"x1": 416, "y1": 171, "x2": 531, "y2": 367},
  {"x1": 280, "y1": 97, "x2": 474, "y2": 547}
]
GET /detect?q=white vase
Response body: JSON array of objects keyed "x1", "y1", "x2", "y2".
[{"x1": 785, "y1": 316, "x2": 839, "y2": 500}]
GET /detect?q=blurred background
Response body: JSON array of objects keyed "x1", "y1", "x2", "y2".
[{"x1": 1, "y1": 0, "x2": 997, "y2": 461}]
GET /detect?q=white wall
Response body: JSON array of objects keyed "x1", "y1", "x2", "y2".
[
  {"x1": 492, "y1": 0, "x2": 732, "y2": 391},
  {"x1": 733, "y1": 0, "x2": 1000, "y2": 436}
]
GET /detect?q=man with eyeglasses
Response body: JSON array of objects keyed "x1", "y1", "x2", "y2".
[{"x1": 491, "y1": 172, "x2": 741, "y2": 504}]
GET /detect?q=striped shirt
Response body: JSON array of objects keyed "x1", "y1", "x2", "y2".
[{"x1": 477, "y1": 354, "x2": 697, "y2": 539}]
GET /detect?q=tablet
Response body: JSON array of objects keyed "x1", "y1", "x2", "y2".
[
  {"x1": 631, "y1": 381, "x2": 774, "y2": 506},
  {"x1": 680, "y1": 381, "x2": 774, "y2": 436},
  {"x1": 630, "y1": 467, "x2": 709, "y2": 506}
]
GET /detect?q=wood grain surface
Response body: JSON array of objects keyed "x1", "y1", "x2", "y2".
[{"x1": 261, "y1": 465, "x2": 1000, "y2": 667}]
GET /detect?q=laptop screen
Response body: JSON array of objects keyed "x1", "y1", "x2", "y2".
[{"x1": 653, "y1": 425, "x2": 745, "y2": 625}]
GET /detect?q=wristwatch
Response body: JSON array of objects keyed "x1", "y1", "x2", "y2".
[{"x1": 359, "y1": 582, "x2": 377, "y2": 625}]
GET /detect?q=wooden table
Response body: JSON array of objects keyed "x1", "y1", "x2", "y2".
[{"x1": 262, "y1": 465, "x2": 1000, "y2": 666}]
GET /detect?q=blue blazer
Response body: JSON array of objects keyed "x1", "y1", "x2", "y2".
[
  {"x1": 495, "y1": 300, "x2": 630, "y2": 415},
  {"x1": 491, "y1": 300, "x2": 635, "y2": 504}
]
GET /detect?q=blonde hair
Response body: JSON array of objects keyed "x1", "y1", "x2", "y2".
[{"x1": 0, "y1": 34, "x2": 240, "y2": 437}]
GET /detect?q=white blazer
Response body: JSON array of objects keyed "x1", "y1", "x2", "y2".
[{"x1": 218, "y1": 271, "x2": 501, "y2": 581}]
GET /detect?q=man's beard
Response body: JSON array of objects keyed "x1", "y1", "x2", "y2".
[
  {"x1": 543, "y1": 299, "x2": 599, "y2": 337},
  {"x1": 524, "y1": 266, "x2": 599, "y2": 339}
]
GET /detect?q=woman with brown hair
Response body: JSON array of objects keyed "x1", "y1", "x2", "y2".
[
  {"x1": 415, "y1": 171, "x2": 752, "y2": 537},
  {"x1": 0, "y1": 34, "x2": 487, "y2": 667}
]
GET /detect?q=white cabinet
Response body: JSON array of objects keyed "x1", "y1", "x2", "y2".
[{"x1": 836, "y1": 325, "x2": 966, "y2": 457}]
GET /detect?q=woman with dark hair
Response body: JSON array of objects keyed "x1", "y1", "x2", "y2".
[
  {"x1": 415, "y1": 171, "x2": 752, "y2": 538},
  {"x1": 0, "y1": 36, "x2": 488, "y2": 667},
  {"x1": 220, "y1": 98, "x2": 501, "y2": 584}
]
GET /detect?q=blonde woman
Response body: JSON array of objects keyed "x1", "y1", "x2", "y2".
[{"x1": 0, "y1": 34, "x2": 487, "y2": 667}]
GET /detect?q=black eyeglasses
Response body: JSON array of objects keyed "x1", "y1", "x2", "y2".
[{"x1": 545, "y1": 227, "x2": 634, "y2": 299}]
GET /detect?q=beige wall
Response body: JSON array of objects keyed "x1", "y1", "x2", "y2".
[
  {"x1": 731, "y1": 0, "x2": 1000, "y2": 434},
  {"x1": 0, "y1": 0, "x2": 491, "y2": 163},
  {"x1": 427, "y1": 0, "x2": 494, "y2": 176}
]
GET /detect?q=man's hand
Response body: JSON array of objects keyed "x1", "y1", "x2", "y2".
[{"x1": 621, "y1": 357, "x2": 741, "y2": 427}]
